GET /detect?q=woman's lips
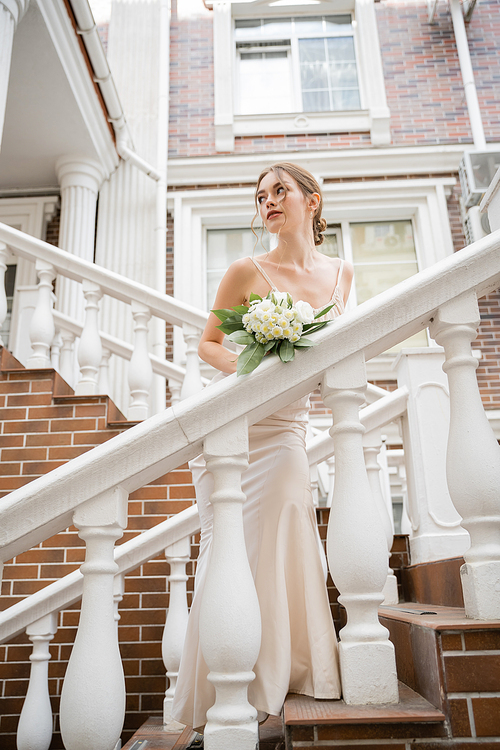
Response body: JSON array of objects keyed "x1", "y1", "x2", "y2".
[{"x1": 267, "y1": 211, "x2": 281, "y2": 219}]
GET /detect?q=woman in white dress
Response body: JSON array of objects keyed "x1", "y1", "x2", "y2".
[{"x1": 172, "y1": 162, "x2": 353, "y2": 730}]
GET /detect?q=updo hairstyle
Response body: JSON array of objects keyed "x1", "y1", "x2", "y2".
[{"x1": 254, "y1": 162, "x2": 327, "y2": 246}]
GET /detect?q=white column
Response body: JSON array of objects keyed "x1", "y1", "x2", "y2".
[
  {"x1": 168, "y1": 378, "x2": 182, "y2": 406},
  {"x1": 430, "y1": 292, "x2": 500, "y2": 620},
  {"x1": 128, "y1": 301, "x2": 153, "y2": 420},
  {"x1": 76, "y1": 280, "x2": 103, "y2": 395},
  {"x1": 163, "y1": 536, "x2": 190, "y2": 729},
  {"x1": 200, "y1": 419, "x2": 261, "y2": 750},
  {"x1": 17, "y1": 612, "x2": 57, "y2": 750},
  {"x1": 321, "y1": 353, "x2": 398, "y2": 705},
  {"x1": 180, "y1": 323, "x2": 204, "y2": 400},
  {"x1": 0, "y1": 1, "x2": 29, "y2": 148},
  {"x1": 60, "y1": 487, "x2": 128, "y2": 750},
  {"x1": 59, "y1": 329, "x2": 76, "y2": 387},
  {"x1": 395, "y1": 349, "x2": 470, "y2": 563},
  {"x1": 363, "y1": 429, "x2": 399, "y2": 606},
  {"x1": 55, "y1": 157, "x2": 104, "y2": 325},
  {"x1": 26, "y1": 260, "x2": 56, "y2": 368},
  {"x1": 98, "y1": 346, "x2": 112, "y2": 397},
  {"x1": 213, "y1": 1, "x2": 234, "y2": 152}
]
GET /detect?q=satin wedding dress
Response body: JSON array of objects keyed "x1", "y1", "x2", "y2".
[{"x1": 171, "y1": 260, "x2": 346, "y2": 730}]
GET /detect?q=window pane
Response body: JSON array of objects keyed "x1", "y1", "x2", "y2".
[
  {"x1": 329, "y1": 61, "x2": 358, "y2": 88},
  {"x1": 262, "y1": 17, "x2": 292, "y2": 36},
  {"x1": 298, "y1": 37, "x2": 326, "y2": 62},
  {"x1": 327, "y1": 36, "x2": 356, "y2": 61},
  {"x1": 351, "y1": 221, "x2": 417, "y2": 263},
  {"x1": 302, "y1": 90, "x2": 330, "y2": 112},
  {"x1": 207, "y1": 229, "x2": 270, "y2": 310},
  {"x1": 324, "y1": 15, "x2": 352, "y2": 30},
  {"x1": 235, "y1": 19, "x2": 262, "y2": 38},
  {"x1": 331, "y1": 88, "x2": 361, "y2": 110},
  {"x1": 294, "y1": 16, "x2": 324, "y2": 34},
  {"x1": 354, "y1": 261, "x2": 419, "y2": 305},
  {"x1": 238, "y1": 54, "x2": 293, "y2": 114},
  {"x1": 320, "y1": 234, "x2": 339, "y2": 258},
  {"x1": 301, "y1": 61, "x2": 328, "y2": 90}
]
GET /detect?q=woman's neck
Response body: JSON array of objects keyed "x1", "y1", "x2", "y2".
[{"x1": 267, "y1": 226, "x2": 317, "y2": 270}]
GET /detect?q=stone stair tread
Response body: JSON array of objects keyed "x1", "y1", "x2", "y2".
[
  {"x1": 121, "y1": 717, "x2": 183, "y2": 750},
  {"x1": 283, "y1": 682, "x2": 445, "y2": 726},
  {"x1": 380, "y1": 602, "x2": 500, "y2": 629}
]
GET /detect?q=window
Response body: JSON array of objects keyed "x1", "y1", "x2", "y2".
[{"x1": 235, "y1": 15, "x2": 361, "y2": 116}]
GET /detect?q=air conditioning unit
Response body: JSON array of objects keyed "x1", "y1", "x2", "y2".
[
  {"x1": 460, "y1": 198, "x2": 491, "y2": 245},
  {"x1": 459, "y1": 151, "x2": 500, "y2": 208}
]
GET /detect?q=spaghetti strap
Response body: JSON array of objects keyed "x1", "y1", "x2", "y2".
[
  {"x1": 334, "y1": 259, "x2": 345, "y2": 292},
  {"x1": 251, "y1": 257, "x2": 279, "y2": 292}
]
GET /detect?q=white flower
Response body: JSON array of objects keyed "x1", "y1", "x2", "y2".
[
  {"x1": 294, "y1": 300, "x2": 315, "y2": 324},
  {"x1": 283, "y1": 308, "x2": 294, "y2": 321},
  {"x1": 272, "y1": 291, "x2": 288, "y2": 306},
  {"x1": 272, "y1": 325, "x2": 284, "y2": 338}
]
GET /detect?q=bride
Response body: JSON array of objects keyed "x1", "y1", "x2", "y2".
[{"x1": 171, "y1": 162, "x2": 353, "y2": 730}]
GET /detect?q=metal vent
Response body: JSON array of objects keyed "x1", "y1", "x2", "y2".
[{"x1": 459, "y1": 151, "x2": 500, "y2": 208}]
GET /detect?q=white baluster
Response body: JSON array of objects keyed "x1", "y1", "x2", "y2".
[
  {"x1": 321, "y1": 353, "x2": 398, "y2": 705},
  {"x1": 128, "y1": 301, "x2": 153, "y2": 421},
  {"x1": 200, "y1": 419, "x2": 261, "y2": 750},
  {"x1": 163, "y1": 536, "x2": 190, "y2": 729},
  {"x1": 17, "y1": 612, "x2": 58, "y2": 750},
  {"x1": 76, "y1": 280, "x2": 103, "y2": 395},
  {"x1": 26, "y1": 261, "x2": 56, "y2": 368},
  {"x1": 310, "y1": 461, "x2": 320, "y2": 506},
  {"x1": 59, "y1": 329, "x2": 76, "y2": 387},
  {"x1": 51, "y1": 331, "x2": 62, "y2": 372},
  {"x1": 0, "y1": 241, "x2": 9, "y2": 345},
  {"x1": 180, "y1": 323, "x2": 204, "y2": 400},
  {"x1": 430, "y1": 292, "x2": 500, "y2": 620},
  {"x1": 99, "y1": 346, "x2": 112, "y2": 397},
  {"x1": 364, "y1": 428, "x2": 399, "y2": 606},
  {"x1": 168, "y1": 378, "x2": 182, "y2": 406},
  {"x1": 60, "y1": 487, "x2": 128, "y2": 750}
]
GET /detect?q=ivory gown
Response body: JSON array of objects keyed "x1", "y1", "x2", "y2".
[{"x1": 171, "y1": 260, "x2": 346, "y2": 730}]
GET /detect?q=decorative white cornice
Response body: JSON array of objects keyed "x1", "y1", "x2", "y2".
[
  {"x1": 166, "y1": 144, "x2": 482, "y2": 187},
  {"x1": 0, "y1": 0, "x2": 29, "y2": 25},
  {"x1": 36, "y1": 0, "x2": 118, "y2": 178}
]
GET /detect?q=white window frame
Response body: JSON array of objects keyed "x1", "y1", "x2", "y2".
[{"x1": 208, "y1": 0, "x2": 390, "y2": 151}]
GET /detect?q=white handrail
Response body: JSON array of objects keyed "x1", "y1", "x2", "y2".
[
  {"x1": 0, "y1": 229, "x2": 499, "y2": 565},
  {"x1": 0, "y1": 223, "x2": 208, "y2": 331}
]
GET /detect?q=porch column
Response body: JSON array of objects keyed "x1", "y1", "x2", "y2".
[
  {"x1": 0, "y1": 1, "x2": 29, "y2": 148},
  {"x1": 55, "y1": 156, "x2": 104, "y2": 324}
]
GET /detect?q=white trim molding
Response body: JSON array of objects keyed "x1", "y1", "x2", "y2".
[{"x1": 210, "y1": 0, "x2": 390, "y2": 151}]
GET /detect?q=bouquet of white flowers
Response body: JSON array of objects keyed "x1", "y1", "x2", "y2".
[{"x1": 213, "y1": 291, "x2": 335, "y2": 376}]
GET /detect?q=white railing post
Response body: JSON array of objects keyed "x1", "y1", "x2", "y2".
[
  {"x1": 128, "y1": 301, "x2": 153, "y2": 421},
  {"x1": 163, "y1": 536, "x2": 190, "y2": 729},
  {"x1": 76, "y1": 279, "x2": 103, "y2": 395},
  {"x1": 113, "y1": 572, "x2": 125, "y2": 633},
  {"x1": 321, "y1": 352, "x2": 398, "y2": 705},
  {"x1": 60, "y1": 487, "x2": 128, "y2": 750},
  {"x1": 363, "y1": 428, "x2": 399, "y2": 605},
  {"x1": 17, "y1": 612, "x2": 58, "y2": 750},
  {"x1": 51, "y1": 331, "x2": 62, "y2": 372},
  {"x1": 26, "y1": 261, "x2": 56, "y2": 368},
  {"x1": 395, "y1": 349, "x2": 469, "y2": 563},
  {"x1": 326, "y1": 455, "x2": 335, "y2": 508},
  {"x1": 168, "y1": 378, "x2": 182, "y2": 406},
  {"x1": 180, "y1": 323, "x2": 204, "y2": 400},
  {"x1": 59, "y1": 329, "x2": 76, "y2": 386},
  {"x1": 200, "y1": 418, "x2": 261, "y2": 750},
  {"x1": 0, "y1": 240, "x2": 9, "y2": 344},
  {"x1": 430, "y1": 291, "x2": 500, "y2": 619}
]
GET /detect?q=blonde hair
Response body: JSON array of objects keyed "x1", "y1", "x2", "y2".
[{"x1": 252, "y1": 162, "x2": 327, "y2": 246}]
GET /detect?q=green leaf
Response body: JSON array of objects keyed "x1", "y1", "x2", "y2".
[
  {"x1": 314, "y1": 302, "x2": 336, "y2": 319},
  {"x1": 264, "y1": 340, "x2": 277, "y2": 353},
  {"x1": 232, "y1": 305, "x2": 250, "y2": 315},
  {"x1": 278, "y1": 339, "x2": 295, "y2": 363},
  {"x1": 249, "y1": 292, "x2": 262, "y2": 304},
  {"x1": 237, "y1": 342, "x2": 266, "y2": 376},
  {"x1": 301, "y1": 322, "x2": 329, "y2": 336},
  {"x1": 293, "y1": 337, "x2": 315, "y2": 348},
  {"x1": 216, "y1": 320, "x2": 245, "y2": 335},
  {"x1": 287, "y1": 292, "x2": 293, "y2": 308},
  {"x1": 228, "y1": 330, "x2": 255, "y2": 345},
  {"x1": 212, "y1": 308, "x2": 237, "y2": 323}
]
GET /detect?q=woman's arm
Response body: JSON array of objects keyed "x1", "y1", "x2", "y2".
[{"x1": 198, "y1": 259, "x2": 256, "y2": 374}]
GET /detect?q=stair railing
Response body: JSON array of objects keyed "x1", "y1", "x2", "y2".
[
  {"x1": 0, "y1": 224, "x2": 210, "y2": 418},
  {"x1": 0, "y1": 230, "x2": 499, "y2": 749}
]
